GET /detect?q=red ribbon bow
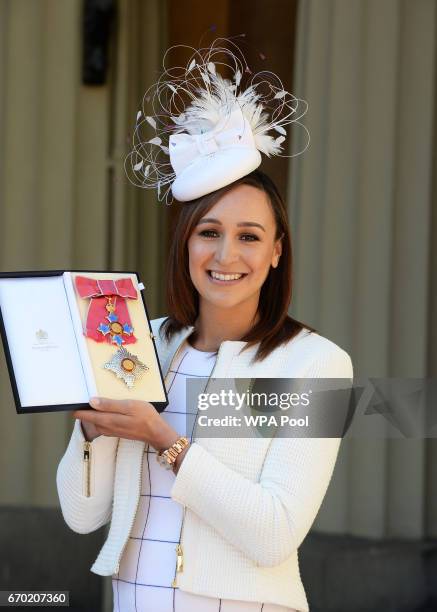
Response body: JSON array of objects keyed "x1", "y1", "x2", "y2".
[{"x1": 75, "y1": 276, "x2": 138, "y2": 345}]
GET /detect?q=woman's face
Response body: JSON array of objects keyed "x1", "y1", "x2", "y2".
[{"x1": 187, "y1": 184, "x2": 282, "y2": 311}]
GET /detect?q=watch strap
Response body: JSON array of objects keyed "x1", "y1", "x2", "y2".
[{"x1": 157, "y1": 436, "x2": 190, "y2": 469}]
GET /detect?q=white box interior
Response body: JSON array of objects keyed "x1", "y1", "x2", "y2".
[{"x1": 0, "y1": 275, "x2": 90, "y2": 407}]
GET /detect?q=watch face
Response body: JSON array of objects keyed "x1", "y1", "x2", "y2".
[{"x1": 157, "y1": 452, "x2": 171, "y2": 468}]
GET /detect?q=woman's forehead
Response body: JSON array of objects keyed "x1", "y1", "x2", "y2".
[{"x1": 203, "y1": 185, "x2": 275, "y2": 225}]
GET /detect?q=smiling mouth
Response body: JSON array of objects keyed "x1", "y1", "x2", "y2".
[{"x1": 207, "y1": 270, "x2": 248, "y2": 283}]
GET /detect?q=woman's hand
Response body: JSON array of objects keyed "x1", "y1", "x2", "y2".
[
  {"x1": 80, "y1": 420, "x2": 101, "y2": 442},
  {"x1": 72, "y1": 397, "x2": 181, "y2": 452}
]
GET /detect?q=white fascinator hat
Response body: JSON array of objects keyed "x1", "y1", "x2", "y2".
[{"x1": 125, "y1": 37, "x2": 310, "y2": 204}]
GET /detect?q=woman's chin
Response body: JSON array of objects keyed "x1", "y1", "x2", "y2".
[{"x1": 199, "y1": 288, "x2": 258, "y2": 311}]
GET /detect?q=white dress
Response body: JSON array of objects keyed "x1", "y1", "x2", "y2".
[{"x1": 112, "y1": 339, "x2": 296, "y2": 612}]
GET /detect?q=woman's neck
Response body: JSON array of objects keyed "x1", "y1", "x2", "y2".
[{"x1": 190, "y1": 300, "x2": 260, "y2": 352}]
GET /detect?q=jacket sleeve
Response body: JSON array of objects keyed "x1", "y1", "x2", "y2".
[
  {"x1": 56, "y1": 418, "x2": 119, "y2": 534},
  {"x1": 170, "y1": 346, "x2": 353, "y2": 567}
]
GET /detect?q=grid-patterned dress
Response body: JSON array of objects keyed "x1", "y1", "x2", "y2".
[{"x1": 112, "y1": 339, "x2": 296, "y2": 612}]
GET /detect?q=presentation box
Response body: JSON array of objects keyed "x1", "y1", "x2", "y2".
[{"x1": 0, "y1": 270, "x2": 168, "y2": 414}]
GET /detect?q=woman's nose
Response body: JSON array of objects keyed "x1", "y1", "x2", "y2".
[{"x1": 214, "y1": 237, "x2": 240, "y2": 265}]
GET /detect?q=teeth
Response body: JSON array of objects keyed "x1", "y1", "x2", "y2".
[{"x1": 210, "y1": 271, "x2": 244, "y2": 281}]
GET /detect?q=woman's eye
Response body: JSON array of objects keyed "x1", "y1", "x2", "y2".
[
  {"x1": 199, "y1": 230, "x2": 219, "y2": 238},
  {"x1": 240, "y1": 234, "x2": 259, "y2": 242},
  {"x1": 198, "y1": 230, "x2": 259, "y2": 241}
]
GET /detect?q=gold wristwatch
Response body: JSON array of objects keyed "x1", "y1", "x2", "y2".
[{"x1": 156, "y1": 436, "x2": 190, "y2": 470}]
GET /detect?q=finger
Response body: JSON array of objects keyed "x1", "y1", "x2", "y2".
[
  {"x1": 93, "y1": 425, "x2": 108, "y2": 436},
  {"x1": 74, "y1": 411, "x2": 125, "y2": 436},
  {"x1": 89, "y1": 397, "x2": 131, "y2": 414},
  {"x1": 72, "y1": 409, "x2": 96, "y2": 419},
  {"x1": 126, "y1": 400, "x2": 157, "y2": 414},
  {"x1": 73, "y1": 409, "x2": 101, "y2": 425}
]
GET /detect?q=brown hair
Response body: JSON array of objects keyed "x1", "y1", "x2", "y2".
[{"x1": 160, "y1": 169, "x2": 317, "y2": 362}]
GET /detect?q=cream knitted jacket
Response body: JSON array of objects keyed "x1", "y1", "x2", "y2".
[{"x1": 56, "y1": 317, "x2": 353, "y2": 612}]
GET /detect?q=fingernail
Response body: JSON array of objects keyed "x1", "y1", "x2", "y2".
[{"x1": 90, "y1": 397, "x2": 100, "y2": 408}]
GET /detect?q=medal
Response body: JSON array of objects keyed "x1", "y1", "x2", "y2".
[
  {"x1": 103, "y1": 346, "x2": 149, "y2": 388},
  {"x1": 97, "y1": 296, "x2": 134, "y2": 346},
  {"x1": 75, "y1": 275, "x2": 149, "y2": 388}
]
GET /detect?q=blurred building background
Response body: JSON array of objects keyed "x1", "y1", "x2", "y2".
[{"x1": 0, "y1": 0, "x2": 436, "y2": 610}]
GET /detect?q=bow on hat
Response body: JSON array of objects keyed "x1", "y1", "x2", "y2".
[{"x1": 169, "y1": 108, "x2": 256, "y2": 176}]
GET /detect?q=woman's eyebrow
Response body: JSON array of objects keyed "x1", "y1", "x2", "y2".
[{"x1": 197, "y1": 218, "x2": 266, "y2": 232}]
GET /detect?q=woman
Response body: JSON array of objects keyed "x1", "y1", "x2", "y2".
[{"x1": 57, "y1": 170, "x2": 353, "y2": 612}]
